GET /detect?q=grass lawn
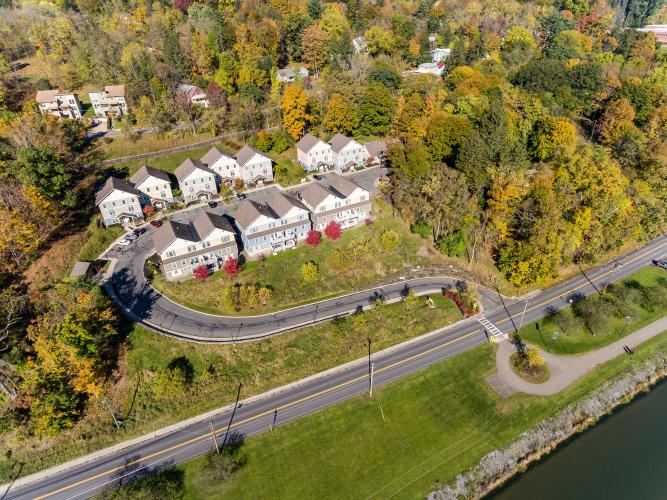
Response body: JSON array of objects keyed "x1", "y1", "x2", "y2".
[
  {"x1": 0, "y1": 294, "x2": 460, "y2": 481},
  {"x1": 267, "y1": 147, "x2": 308, "y2": 187},
  {"x1": 519, "y1": 266, "x2": 667, "y2": 355},
  {"x1": 115, "y1": 325, "x2": 667, "y2": 500},
  {"x1": 152, "y1": 200, "x2": 431, "y2": 315}
]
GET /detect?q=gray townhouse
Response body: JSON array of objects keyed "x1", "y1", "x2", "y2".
[
  {"x1": 95, "y1": 177, "x2": 145, "y2": 226},
  {"x1": 174, "y1": 158, "x2": 218, "y2": 203}
]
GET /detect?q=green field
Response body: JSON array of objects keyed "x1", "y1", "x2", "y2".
[
  {"x1": 111, "y1": 325, "x2": 667, "y2": 500},
  {"x1": 519, "y1": 266, "x2": 667, "y2": 355},
  {"x1": 152, "y1": 200, "x2": 430, "y2": 315}
]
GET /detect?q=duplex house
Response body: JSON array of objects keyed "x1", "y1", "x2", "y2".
[
  {"x1": 177, "y1": 84, "x2": 209, "y2": 108},
  {"x1": 35, "y1": 90, "x2": 83, "y2": 119},
  {"x1": 328, "y1": 133, "x2": 365, "y2": 172},
  {"x1": 298, "y1": 174, "x2": 371, "y2": 230},
  {"x1": 295, "y1": 133, "x2": 333, "y2": 172},
  {"x1": 95, "y1": 177, "x2": 145, "y2": 226},
  {"x1": 235, "y1": 145, "x2": 273, "y2": 186},
  {"x1": 201, "y1": 146, "x2": 238, "y2": 184},
  {"x1": 175, "y1": 158, "x2": 218, "y2": 203},
  {"x1": 362, "y1": 140, "x2": 387, "y2": 166},
  {"x1": 153, "y1": 211, "x2": 238, "y2": 281},
  {"x1": 234, "y1": 193, "x2": 311, "y2": 256},
  {"x1": 89, "y1": 85, "x2": 128, "y2": 117},
  {"x1": 129, "y1": 165, "x2": 174, "y2": 209}
]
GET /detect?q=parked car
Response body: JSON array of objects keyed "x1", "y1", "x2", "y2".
[
  {"x1": 133, "y1": 228, "x2": 146, "y2": 236},
  {"x1": 236, "y1": 193, "x2": 247, "y2": 200},
  {"x1": 150, "y1": 220, "x2": 163, "y2": 228},
  {"x1": 208, "y1": 201, "x2": 218, "y2": 208},
  {"x1": 117, "y1": 239, "x2": 132, "y2": 247},
  {"x1": 653, "y1": 260, "x2": 667, "y2": 271},
  {"x1": 125, "y1": 232, "x2": 138, "y2": 241},
  {"x1": 313, "y1": 174, "x2": 323, "y2": 180}
]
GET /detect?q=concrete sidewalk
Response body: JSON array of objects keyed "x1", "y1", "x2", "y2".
[{"x1": 493, "y1": 315, "x2": 667, "y2": 396}]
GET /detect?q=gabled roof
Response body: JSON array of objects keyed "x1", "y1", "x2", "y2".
[
  {"x1": 201, "y1": 146, "x2": 234, "y2": 167},
  {"x1": 177, "y1": 83, "x2": 205, "y2": 98},
  {"x1": 130, "y1": 165, "x2": 171, "y2": 185},
  {"x1": 363, "y1": 140, "x2": 386, "y2": 157},
  {"x1": 104, "y1": 85, "x2": 125, "y2": 97},
  {"x1": 152, "y1": 220, "x2": 197, "y2": 254},
  {"x1": 35, "y1": 89, "x2": 62, "y2": 103},
  {"x1": 234, "y1": 199, "x2": 274, "y2": 229},
  {"x1": 174, "y1": 158, "x2": 216, "y2": 181},
  {"x1": 328, "y1": 133, "x2": 356, "y2": 153},
  {"x1": 295, "y1": 133, "x2": 327, "y2": 153},
  {"x1": 95, "y1": 177, "x2": 142, "y2": 205},
  {"x1": 267, "y1": 192, "x2": 303, "y2": 218},
  {"x1": 322, "y1": 173, "x2": 363, "y2": 198},
  {"x1": 193, "y1": 211, "x2": 235, "y2": 239},
  {"x1": 299, "y1": 181, "x2": 333, "y2": 208},
  {"x1": 277, "y1": 68, "x2": 295, "y2": 78},
  {"x1": 235, "y1": 144, "x2": 267, "y2": 167}
]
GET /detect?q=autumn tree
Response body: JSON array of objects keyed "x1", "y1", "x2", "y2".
[
  {"x1": 301, "y1": 25, "x2": 329, "y2": 75},
  {"x1": 356, "y1": 83, "x2": 394, "y2": 136},
  {"x1": 323, "y1": 93, "x2": 357, "y2": 134},
  {"x1": 306, "y1": 230, "x2": 322, "y2": 246},
  {"x1": 193, "y1": 265, "x2": 209, "y2": 281},
  {"x1": 324, "y1": 220, "x2": 342, "y2": 240},
  {"x1": 223, "y1": 257, "x2": 242, "y2": 277},
  {"x1": 281, "y1": 84, "x2": 312, "y2": 140},
  {"x1": 300, "y1": 261, "x2": 319, "y2": 282}
]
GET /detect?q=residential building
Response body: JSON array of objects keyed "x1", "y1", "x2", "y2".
[
  {"x1": 129, "y1": 165, "x2": 174, "y2": 209},
  {"x1": 431, "y1": 48, "x2": 451, "y2": 63},
  {"x1": 95, "y1": 177, "x2": 144, "y2": 226},
  {"x1": 234, "y1": 192, "x2": 310, "y2": 256},
  {"x1": 353, "y1": 36, "x2": 367, "y2": 53},
  {"x1": 175, "y1": 158, "x2": 218, "y2": 203},
  {"x1": 70, "y1": 260, "x2": 103, "y2": 279},
  {"x1": 35, "y1": 90, "x2": 83, "y2": 119},
  {"x1": 177, "y1": 84, "x2": 209, "y2": 108},
  {"x1": 295, "y1": 133, "x2": 333, "y2": 171},
  {"x1": 636, "y1": 24, "x2": 667, "y2": 45},
  {"x1": 201, "y1": 146, "x2": 239, "y2": 184},
  {"x1": 362, "y1": 140, "x2": 387, "y2": 166},
  {"x1": 298, "y1": 174, "x2": 371, "y2": 231},
  {"x1": 276, "y1": 67, "x2": 309, "y2": 83},
  {"x1": 89, "y1": 85, "x2": 128, "y2": 117},
  {"x1": 328, "y1": 133, "x2": 365, "y2": 172},
  {"x1": 415, "y1": 62, "x2": 444, "y2": 76},
  {"x1": 235, "y1": 144, "x2": 273, "y2": 186},
  {"x1": 153, "y1": 211, "x2": 238, "y2": 281}
]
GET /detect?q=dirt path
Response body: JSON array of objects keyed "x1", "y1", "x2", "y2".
[{"x1": 492, "y1": 315, "x2": 667, "y2": 396}]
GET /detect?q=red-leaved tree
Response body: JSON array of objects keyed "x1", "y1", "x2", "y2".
[
  {"x1": 223, "y1": 257, "x2": 242, "y2": 277},
  {"x1": 143, "y1": 205, "x2": 155, "y2": 216},
  {"x1": 193, "y1": 265, "x2": 209, "y2": 281},
  {"x1": 306, "y1": 230, "x2": 322, "y2": 246},
  {"x1": 324, "y1": 221, "x2": 342, "y2": 240}
]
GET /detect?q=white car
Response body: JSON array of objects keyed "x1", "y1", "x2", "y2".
[
  {"x1": 125, "y1": 232, "x2": 139, "y2": 241},
  {"x1": 117, "y1": 238, "x2": 132, "y2": 247}
]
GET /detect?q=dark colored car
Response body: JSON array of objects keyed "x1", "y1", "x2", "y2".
[
  {"x1": 236, "y1": 193, "x2": 247, "y2": 200},
  {"x1": 208, "y1": 201, "x2": 218, "y2": 208},
  {"x1": 133, "y1": 228, "x2": 146, "y2": 236},
  {"x1": 313, "y1": 174, "x2": 323, "y2": 180},
  {"x1": 653, "y1": 260, "x2": 667, "y2": 271},
  {"x1": 150, "y1": 220, "x2": 163, "y2": 228}
]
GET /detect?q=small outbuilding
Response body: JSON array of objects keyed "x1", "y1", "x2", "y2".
[{"x1": 70, "y1": 260, "x2": 104, "y2": 279}]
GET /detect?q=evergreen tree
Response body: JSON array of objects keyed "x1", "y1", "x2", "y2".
[
  {"x1": 163, "y1": 30, "x2": 188, "y2": 80},
  {"x1": 307, "y1": 0, "x2": 323, "y2": 20}
]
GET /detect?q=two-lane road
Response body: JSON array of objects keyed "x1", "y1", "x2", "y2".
[{"x1": 4, "y1": 235, "x2": 667, "y2": 499}]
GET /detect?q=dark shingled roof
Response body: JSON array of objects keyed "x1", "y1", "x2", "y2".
[
  {"x1": 233, "y1": 199, "x2": 273, "y2": 229},
  {"x1": 328, "y1": 133, "x2": 355, "y2": 153},
  {"x1": 235, "y1": 144, "x2": 266, "y2": 167},
  {"x1": 95, "y1": 177, "x2": 142, "y2": 206},
  {"x1": 295, "y1": 133, "x2": 325, "y2": 153},
  {"x1": 152, "y1": 220, "x2": 197, "y2": 254},
  {"x1": 193, "y1": 211, "x2": 235, "y2": 239},
  {"x1": 363, "y1": 140, "x2": 386, "y2": 157},
  {"x1": 200, "y1": 146, "x2": 234, "y2": 167},
  {"x1": 267, "y1": 192, "x2": 304, "y2": 217},
  {"x1": 130, "y1": 165, "x2": 170, "y2": 185},
  {"x1": 298, "y1": 181, "x2": 332, "y2": 208},
  {"x1": 322, "y1": 173, "x2": 362, "y2": 198},
  {"x1": 174, "y1": 158, "x2": 216, "y2": 181}
]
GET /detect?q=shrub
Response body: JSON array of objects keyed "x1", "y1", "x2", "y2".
[
  {"x1": 328, "y1": 248, "x2": 351, "y2": 270},
  {"x1": 142, "y1": 204, "x2": 155, "y2": 216},
  {"x1": 379, "y1": 229, "x2": 400, "y2": 250},
  {"x1": 305, "y1": 230, "x2": 322, "y2": 246},
  {"x1": 254, "y1": 130, "x2": 272, "y2": 152},
  {"x1": 223, "y1": 257, "x2": 242, "y2": 277},
  {"x1": 193, "y1": 265, "x2": 209, "y2": 281},
  {"x1": 525, "y1": 347, "x2": 545, "y2": 368},
  {"x1": 233, "y1": 178, "x2": 245, "y2": 191},
  {"x1": 324, "y1": 221, "x2": 342, "y2": 240},
  {"x1": 410, "y1": 219, "x2": 431, "y2": 239},
  {"x1": 300, "y1": 261, "x2": 319, "y2": 282},
  {"x1": 436, "y1": 230, "x2": 467, "y2": 257},
  {"x1": 270, "y1": 131, "x2": 290, "y2": 153},
  {"x1": 403, "y1": 288, "x2": 417, "y2": 310}
]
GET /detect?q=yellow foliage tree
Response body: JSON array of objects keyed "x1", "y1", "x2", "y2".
[{"x1": 281, "y1": 84, "x2": 312, "y2": 139}]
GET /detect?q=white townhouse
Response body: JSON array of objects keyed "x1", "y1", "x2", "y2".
[
  {"x1": 129, "y1": 165, "x2": 174, "y2": 209},
  {"x1": 95, "y1": 177, "x2": 145, "y2": 226},
  {"x1": 177, "y1": 84, "x2": 209, "y2": 108},
  {"x1": 328, "y1": 133, "x2": 365, "y2": 172},
  {"x1": 362, "y1": 140, "x2": 387, "y2": 167},
  {"x1": 295, "y1": 133, "x2": 333, "y2": 172},
  {"x1": 89, "y1": 85, "x2": 128, "y2": 117},
  {"x1": 298, "y1": 174, "x2": 371, "y2": 230},
  {"x1": 35, "y1": 90, "x2": 83, "y2": 119},
  {"x1": 153, "y1": 211, "x2": 238, "y2": 281},
  {"x1": 235, "y1": 145, "x2": 273, "y2": 186},
  {"x1": 174, "y1": 158, "x2": 218, "y2": 203},
  {"x1": 200, "y1": 146, "x2": 239, "y2": 184},
  {"x1": 234, "y1": 192, "x2": 311, "y2": 256}
]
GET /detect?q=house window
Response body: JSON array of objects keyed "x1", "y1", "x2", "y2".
[
  {"x1": 223, "y1": 235, "x2": 229, "y2": 242},
  {"x1": 202, "y1": 241, "x2": 211, "y2": 248},
  {"x1": 281, "y1": 219, "x2": 288, "y2": 225},
  {"x1": 166, "y1": 250, "x2": 175, "y2": 257},
  {"x1": 109, "y1": 209, "x2": 115, "y2": 216},
  {"x1": 251, "y1": 227, "x2": 258, "y2": 233},
  {"x1": 298, "y1": 214, "x2": 305, "y2": 220},
  {"x1": 187, "y1": 245, "x2": 196, "y2": 252},
  {"x1": 319, "y1": 206, "x2": 325, "y2": 212},
  {"x1": 170, "y1": 263, "x2": 177, "y2": 269}
]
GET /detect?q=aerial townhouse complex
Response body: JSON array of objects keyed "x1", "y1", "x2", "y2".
[
  {"x1": 174, "y1": 159, "x2": 218, "y2": 203},
  {"x1": 296, "y1": 133, "x2": 386, "y2": 172},
  {"x1": 153, "y1": 211, "x2": 238, "y2": 281},
  {"x1": 129, "y1": 165, "x2": 174, "y2": 209},
  {"x1": 35, "y1": 90, "x2": 83, "y2": 119},
  {"x1": 200, "y1": 144, "x2": 273, "y2": 187},
  {"x1": 89, "y1": 85, "x2": 128, "y2": 117},
  {"x1": 298, "y1": 174, "x2": 371, "y2": 231}
]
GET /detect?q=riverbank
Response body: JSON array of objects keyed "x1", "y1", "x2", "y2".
[{"x1": 429, "y1": 339, "x2": 667, "y2": 499}]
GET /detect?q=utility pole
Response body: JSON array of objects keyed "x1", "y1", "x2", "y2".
[
  {"x1": 518, "y1": 300, "x2": 529, "y2": 330},
  {"x1": 369, "y1": 362, "x2": 375, "y2": 398},
  {"x1": 221, "y1": 382, "x2": 242, "y2": 451},
  {"x1": 211, "y1": 420, "x2": 220, "y2": 455}
]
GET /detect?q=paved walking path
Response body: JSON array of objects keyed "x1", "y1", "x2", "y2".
[{"x1": 493, "y1": 315, "x2": 667, "y2": 396}]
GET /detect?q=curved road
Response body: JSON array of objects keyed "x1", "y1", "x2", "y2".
[{"x1": 4, "y1": 235, "x2": 666, "y2": 500}]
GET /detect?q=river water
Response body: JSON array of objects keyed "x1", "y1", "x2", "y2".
[{"x1": 490, "y1": 379, "x2": 667, "y2": 500}]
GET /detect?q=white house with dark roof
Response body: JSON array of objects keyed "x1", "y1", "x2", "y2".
[
  {"x1": 234, "y1": 144, "x2": 273, "y2": 186},
  {"x1": 234, "y1": 192, "x2": 311, "y2": 256},
  {"x1": 95, "y1": 177, "x2": 145, "y2": 226},
  {"x1": 129, "y1": 166, "x2": 174, "y2": 209},
  {"x1": 295, "y1": 133, "x2": 333, "y2": 171},
  {"x1": 298, "y1": 174, "x2": 371, "y2": 230},
  {"x1": 152, "y1": 211, "x2": 238, "y2": 281},
  {"x1": 89, "y1": 85, "x2": 128, "y2": 117},
  {"x1": 35, "y1": 90, "x2": 83, "y2": 119},
  {"x1": 276, "y1": 67, "x2": 309, "y2": 83},
  {"x1": 200, "y1": 146, "x2": 239, "y2": 184},
  {"x1": 177, "y1": 84, "x2": 209, "y2": 108},
  {"x1": 362, "y1": 140, "x2": 387, "y2": 166},
  {"x1": 174, "y1": 158, "x2": 218, "y2": 203},
  {"x1": 328, "y1": 133, "x2": 365, "y2": 172}
]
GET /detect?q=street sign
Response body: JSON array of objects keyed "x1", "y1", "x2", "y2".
[{"x1": 552, "y1": 332, "x2": 559, "y2": 341}]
